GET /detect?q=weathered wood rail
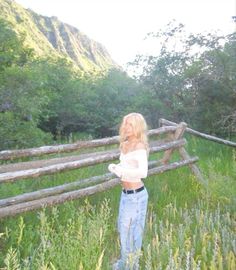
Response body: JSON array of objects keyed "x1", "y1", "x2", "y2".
[
  {"x1": 159, "y1": 119, "x2": 236, "y2": 148},
  {"x1": 0, "y1": 122, "x2": 202, "y2": 218},
  {"x1": 0, "y1": 126, "x2": 176, "y2": 160},
  {"x1": 0, "y1": 139, "x2": 186, "y2": 183}
]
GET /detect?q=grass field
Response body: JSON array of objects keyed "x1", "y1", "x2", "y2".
[{"x1": 0, "y1": 136, "x2": 235, "y2": 269}]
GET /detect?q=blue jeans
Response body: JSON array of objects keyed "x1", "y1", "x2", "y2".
[{"x1": 114, "y1": 187, "x2": 148, "y2": 270}]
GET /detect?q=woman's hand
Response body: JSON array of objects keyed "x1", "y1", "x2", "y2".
[
  {"x1": 108, "y1": 163, "x2": 116, "y2": 173},
  {"x1": 108, "y1": 163, "x2": 122, "y2": 177}
]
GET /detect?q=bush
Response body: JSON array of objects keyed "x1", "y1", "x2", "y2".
[{"x1": 0, "y1": 112, "x2": 53, "y2": 150}]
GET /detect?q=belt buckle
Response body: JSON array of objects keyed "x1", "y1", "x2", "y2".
[
  {"x1": 123, "y1": 189, "x2": 133, "y2": 194},
  {"x1": 123, "y1": 186, "x2": 144, "y2": 194}
]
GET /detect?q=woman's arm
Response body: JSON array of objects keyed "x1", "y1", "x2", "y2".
[{"x1": 108, "y1": 150, "x2": 148, "y2": 179}]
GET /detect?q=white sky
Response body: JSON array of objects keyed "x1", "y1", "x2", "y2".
[{"x1": 15, "y1": 0, "x2": 236, "y2": 67}]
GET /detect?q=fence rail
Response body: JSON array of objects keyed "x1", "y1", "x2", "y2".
[
  {"x1": 0, "y1": 126, "x2": 177, "y2": 160},
  {"x1": 0, "y1": 121, "x2": 203, "y2": 218},
  {"x1": 0, "y1": 139, "x2": 186, "y2": 183},
  {"x1": 159, "y1": 118, "x2": 236, "y2": 148},
  {"x1": 0, "y1": 158, "x2": 198, "y2": 218}
]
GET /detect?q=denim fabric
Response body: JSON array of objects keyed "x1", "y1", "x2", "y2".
[{"x1": 113, "y1": 187, "x2": 148, "y2": 270}]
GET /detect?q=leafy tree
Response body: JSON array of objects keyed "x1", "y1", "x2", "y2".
[
  {"x1": 0, "y1": 112, "x2": 52, "y2": 150},
  {"x1": 0, "y1": 19, "x2": 53, "y2": 149},
  {"x1": 187, "y1": 33, "x2": 236, "y2": 135},
  {"x1": 129, "y1": 22, "x2": 236, "y2": 136},
  {"x1": 0, "y1": 19, "x2": 34, "y2": 71},
  {"x1": 84, "y1": 69, "x2": 142, "y2": 137}
]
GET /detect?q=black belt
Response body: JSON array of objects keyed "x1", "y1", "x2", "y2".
[{"x1": 122, "y1": 186, "x2": 144, "y2": 194}]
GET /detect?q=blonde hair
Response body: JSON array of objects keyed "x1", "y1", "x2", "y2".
[{"x1": 119, "y1": 112, "x2": 149, "y2": 153}]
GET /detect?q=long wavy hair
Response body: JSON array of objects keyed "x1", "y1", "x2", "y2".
[{"x1": 119, "y1": 112, "x2": 149, "y2": 153}]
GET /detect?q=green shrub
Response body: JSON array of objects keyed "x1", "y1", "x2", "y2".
[{"x1": 0, "y1": 112, "x2": 52, "y2": 150}]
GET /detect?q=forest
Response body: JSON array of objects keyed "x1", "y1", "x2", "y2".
[{"x1": 0, "y1": 18, "x2": 235, "y2": 150}]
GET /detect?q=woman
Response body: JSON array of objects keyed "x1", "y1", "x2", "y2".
[{"x1": 108, "y1": 112, "x2": 149, "y2": 270}]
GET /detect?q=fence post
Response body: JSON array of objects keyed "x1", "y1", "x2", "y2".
[
  {"x1": 161, "y1": 122, "x2": 187, "y2": 164},
  {"x1": 178, "y1": 147, "x2": 205, "y2": 184},
  {"x1": 160, "y1": 120, "x2": 205, "y2": 184}
]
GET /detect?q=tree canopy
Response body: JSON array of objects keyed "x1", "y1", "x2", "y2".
[{"x1": 0, "y1": 19, "x2": 235, "y2": 150}]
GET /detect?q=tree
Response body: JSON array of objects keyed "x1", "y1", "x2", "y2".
[
  {"x1": 129, "y1": 22, "x2": 236, "y2": 136},
  {"x1": 0, "y1": 19, "x2": 34, "y2": 71}
]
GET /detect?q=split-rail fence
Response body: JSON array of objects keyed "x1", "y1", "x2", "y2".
[{"x1": 2, "y1": 118, "x2": 233, "y2": 219}]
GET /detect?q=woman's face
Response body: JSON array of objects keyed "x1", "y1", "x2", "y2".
[{"x1": 124, "y1": 117, "x2": 135, "y2": 139}]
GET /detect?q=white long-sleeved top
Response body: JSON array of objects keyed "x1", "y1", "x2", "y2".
[{"x1": 108, "y1": 149, "x2": 148, "y2": 183}]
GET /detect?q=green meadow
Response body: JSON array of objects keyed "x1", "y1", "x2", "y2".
[{"x1": 0, "y1": 137, "x2": 235, "y2": 270}]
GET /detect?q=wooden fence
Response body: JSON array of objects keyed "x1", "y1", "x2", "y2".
[
  {"x1": 0, "y1": 121, "x2": 203, "y2": 218},
  {"x1": 159, "y1": 119, "x2": 236, "y2": 148}
]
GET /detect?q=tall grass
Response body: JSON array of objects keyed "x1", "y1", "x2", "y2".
[{"x1": 0, "y1": 137, "x2": 235, "y2": 269}]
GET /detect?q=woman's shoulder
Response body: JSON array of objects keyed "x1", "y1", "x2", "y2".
[
  {"x1": 134, "y1": 142, "x2": 146, "y2": 151},
  {"x1": 121, "y1": 142, "x2": 146, "y2": 155}
]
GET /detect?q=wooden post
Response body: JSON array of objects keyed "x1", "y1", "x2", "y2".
[
  {"x1": 160, "y1": 119, "x2": 205, "y2": 184},
  {"x1": 161, "y1": 122, "x2": 187, "y2": 164},
  {"x1": 178, "y1": 147, "x2": 206, "y2": 184}
]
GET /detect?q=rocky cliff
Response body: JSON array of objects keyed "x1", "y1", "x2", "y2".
[{"x1": 0, "y1": 0, "x2": 118, "y2": 71}]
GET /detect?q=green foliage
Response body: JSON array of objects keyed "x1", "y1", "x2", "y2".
[
  {"x1": 0, "y1": 65, "x2": 50, "y2": 120},
  {"x1": 1, "y1": 13, "x2": 235, "y2": 150},
  {"x1": 38, "y1": 67, "x2": 143, "y2": 138},
  {"x1": 0, "y1": 21, "x2": 143, "y2": 147},
  {"x1": 4, "y1": 247, "x2": 20, "y2": 270},
  {"x1": 0, "y1": 138, "x2": 235, "y2": 269},
  {"x1": 0, "y1": 19, "x2": 34, "y2": 71},
  {"x1": 0, "y1": 15, "x2": 131, "y2": 147},
  {"x1": 0, "y1": 1, "x2": 133, "y2": 149},
  {"x1": 130, "y1": 22, "x2": 236, "y2": 135},
  {"x1": 73, "y1": 69, "x2": 142, "y2": 137},
  {"x1": 0, "y1": 112, "x2": 52, "y2": 150},
  {"x1": 0, "y1": 19, "x2": 53, "y2": 149}
]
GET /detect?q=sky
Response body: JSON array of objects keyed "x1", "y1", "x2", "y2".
[{"x1": 15, "y1": 0, "x2": 236, "y2": 68}]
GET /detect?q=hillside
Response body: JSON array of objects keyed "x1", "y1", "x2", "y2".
[{"x1": 0, "y1": 0, "x2": 118, "y2": 71}]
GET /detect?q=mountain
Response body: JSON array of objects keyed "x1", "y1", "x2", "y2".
[{"x1": 0, "y1": 0, "x2": 118, "y2": 71}]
